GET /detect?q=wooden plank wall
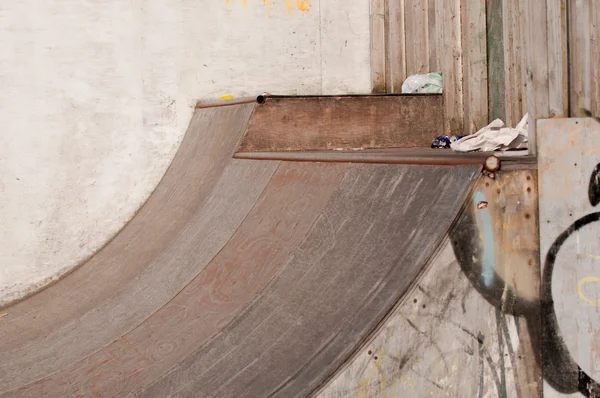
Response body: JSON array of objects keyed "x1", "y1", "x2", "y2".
[{"x1": 370, "y1": 0, "x2": 600, "y2": 139}]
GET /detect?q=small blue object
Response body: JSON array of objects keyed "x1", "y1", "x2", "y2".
[
  {"x1": 431, "y1": 135, "x2": 467, "y2": 149},
  {"x1": 431, "y1": 135, "x2": 452, "y2": 149}
]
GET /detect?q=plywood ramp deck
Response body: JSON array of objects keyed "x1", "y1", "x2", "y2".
[{"x1": 0, "y1": 102, "x2": 478, "y2": 397}]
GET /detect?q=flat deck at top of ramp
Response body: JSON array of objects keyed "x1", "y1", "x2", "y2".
[{"x1": 0, "y1": 100, "x2": 478, "y2": 397}]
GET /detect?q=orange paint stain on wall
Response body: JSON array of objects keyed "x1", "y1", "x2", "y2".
[
  {"x1": 262, "y1": 0, "x2": 272, "y2": 16},
  {"x1": 296, "y1": 0, "x2": 311, "y2": 12},
  {"x1": 285, "y1": 0, "x2": 294, "y2": 15},
  {"x1": 225, "y1": 0, "x2": 309, "y2": 15}
]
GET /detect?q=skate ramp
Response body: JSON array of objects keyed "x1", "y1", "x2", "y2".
[{"x1": 0, "y1": 100, "x2": 478, "y2": 397}]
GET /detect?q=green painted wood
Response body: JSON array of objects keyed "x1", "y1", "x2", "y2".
[{"x1": 486, "y1": 0, "x2": 506, "y2": 122}]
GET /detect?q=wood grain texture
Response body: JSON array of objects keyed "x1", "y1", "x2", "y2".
[
  {"x1": 371, "y1": 0, "x2": 387, "y2": 93},
  {"x1": 590, "y1": 0, "x2": 600, "y2": 115},
  {"x1": 237, "y1": 95, "x2": 444, "y2": 152},
  {"x1": 387, "y1": 0, "x2": 406, "y2": 92},
  {"x1": 462, "y1": 0, "x2": 488, "y2": 133},
  {"x1": 525, "y1": 0, "x2": 550, "y2": 154},
  {"x1": 486, "y1": 0, "x2": 506, "y2": 122},
  {"x1": 427, "y1": 0, "x2": 439, "y2": 72},
  {"x1": 0, "y1": 104, "x2": 279, "y2": 392},
  {"x1": 404, "y1": 0, "x2": 429, "y2": 76},
  {"x1": 437, "y1": 0, "x2": 464, "y2": 133},
  {"x1": 546, "y1": 0, "x2": 568, "y2": 118},
  {"x1": 503, "y1": 0, "x2": 522, "y2": 126},
  {"x1": 569, "y1": 0, "x2": 591, "y2": 116},
  {"x1": 141, "y1": 164, "x2": 478, "y2": 398},
  {"x1": 518, "y1": 0, "x2": 529, "y2": 117}
]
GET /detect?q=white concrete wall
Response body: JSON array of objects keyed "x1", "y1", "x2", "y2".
[{"x1": 0, "y1": 0, "x2": 371, "y2": 306}]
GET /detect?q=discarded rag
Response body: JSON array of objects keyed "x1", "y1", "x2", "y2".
[{"x1": 450, "y1": 113, "x2": 529, "y2": 152}]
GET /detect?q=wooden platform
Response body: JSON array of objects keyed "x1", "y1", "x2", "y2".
[{"x1": 236, "y1": 94, "x2": 444, "y2": 152}]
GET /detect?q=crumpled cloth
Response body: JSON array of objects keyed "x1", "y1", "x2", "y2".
[{"x1": 450, "y1": 113, "x2": 529, "y2": 152}]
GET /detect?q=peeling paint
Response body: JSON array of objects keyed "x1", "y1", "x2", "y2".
[{"x1": 474, "y1": 191, "x2": 495, "y2": 287}]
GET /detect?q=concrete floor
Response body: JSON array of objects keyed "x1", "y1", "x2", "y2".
[{"x1": 0, "y1": 0, "x2": 370, "y2": 306}]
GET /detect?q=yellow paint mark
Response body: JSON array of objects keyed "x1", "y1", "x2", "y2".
[
  {"x1": 219, "y1": 95, "x2": 233, "y2": 101},
  {"x1": 296, "y1": 0, "x2": 311, "y2": 12},
  {"x1": 285, "y1": 0, "x2": 294, "y2": 14},
  {"x1": 262, "y1": 0, "x2": 272, "y2": 16},
  {"x1": 0, "y1": 313, "x2": 7, "y2": 319},
  {"x1": 242, "y1": 0, "x2": 248, "y2": 9},
  {"x1": 587, "y1": 253, "x2": 600, "y2": 260},
  {"x1": 578, "y1": 276, "x2": 600, "y2": 306}
]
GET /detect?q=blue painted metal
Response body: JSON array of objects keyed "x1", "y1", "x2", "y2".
[{"x1": 474, "y1": 191, "x2": 495, "y2": 287}]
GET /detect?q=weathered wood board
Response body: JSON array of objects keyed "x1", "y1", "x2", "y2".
[
  {"x1": 237, "y1": 95, "x2": 444, "y2": 152},
  {"x1": 538, "y1": 118, "x2": 600, "y2": 397}
]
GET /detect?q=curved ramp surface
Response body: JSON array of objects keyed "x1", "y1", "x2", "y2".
[{"x1": 0, "y1": 102, "x2": 478, "y2": 397}]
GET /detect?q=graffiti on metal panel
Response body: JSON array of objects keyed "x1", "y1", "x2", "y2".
[{"x1": 451, "y1": 166, "x2": 600, "y2": 397}]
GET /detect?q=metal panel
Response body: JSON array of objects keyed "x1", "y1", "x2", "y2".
[{"x1": 538, "y1": 117, "x2": 600, "y2": 397}]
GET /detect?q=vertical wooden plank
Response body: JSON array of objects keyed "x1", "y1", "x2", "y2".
[
  {"x1": 590, "y1": 0, "x2": 600, "y2": 115},
  {"x1": 569, "y1": 0, "x2": 591, "y2": 116},
  {"x1": 437, "y1": 0, "x2": 463, "y2": 133},
  {"x1": 502, "y1": 0, "x2": 515, "y2": 126},
  {"x1": 518, "y1": 0, "x2": 528, "y2": 117},
  {"x1": 503, "y1": 0, "x2": 528, "y2": 126},
  {"x1": 371, "y1": 0, "x2": 387, "y2": 93},
  {"x1": 427, "y1": 0, "x2": 439, "y2": 71},
  {"x1": 462, "y1": 0, "x2": 488, "y2": 133},
  {"x1": 546, "y1": 0, "x2": 568, "y2": 117},
  {"x1": 387, "y1": 0, "x2": 406, "y2": 93},
  {"x1": 486, "y1": 0, "x2": 506, "y2": 122},
  {"x1": 404, "y1": 0, "x2": 429, "y2": 76},
  {"x1": 434, "y1": 0, "x2": 443, "y2": 79},
  {"x1": 509, "y1": 0, "x2": 524, "y2": 123},
  {"x1": 525, "y1": 0, "x2": 549, "y2": 154}
]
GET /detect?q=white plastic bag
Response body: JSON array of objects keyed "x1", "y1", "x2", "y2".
[
  {"x1": 401, "y1": 72, "x2": 443, "y2": 94},
  {"x1": 450, "y1": 113, "x2": 529, "y2": 152}
]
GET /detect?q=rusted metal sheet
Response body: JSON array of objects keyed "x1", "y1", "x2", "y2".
[
  {"x1": 317, "y1": 169, "x2": 542, "y2": 398},
  {"x1": 537, "y1": 117, "x2": 600, "y2": 397},
  {"x1": 141, "y1": 164, "x2": 478, "y2": 397},
  {"x1": 236, "y1": 94, "x2": 444, "y2": 152}
]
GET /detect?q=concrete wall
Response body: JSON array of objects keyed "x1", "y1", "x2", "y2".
[{"x1": 0, "y1": 0, "x2": 370, "y2": 306}]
